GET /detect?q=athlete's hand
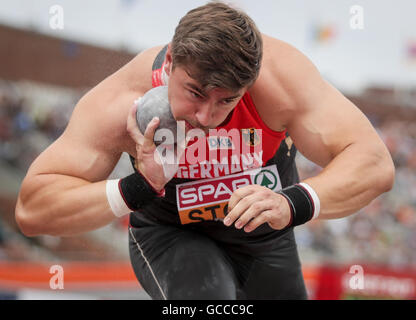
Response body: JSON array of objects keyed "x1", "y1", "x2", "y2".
[
  {"x1": 127, "y1": 102, "x2": 185, "y2": 191},
  {"x1": 224, "y1": 185, "x2": 292, "y2": 232}
]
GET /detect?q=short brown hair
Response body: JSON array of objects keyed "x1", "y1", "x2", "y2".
[{"x1": 171, "y1": 1, "x2": 263, "y2": 92}]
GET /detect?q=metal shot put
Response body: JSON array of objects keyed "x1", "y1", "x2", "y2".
[{"x1": 136, "y1": 86, "x2": 178, "y2": 146}]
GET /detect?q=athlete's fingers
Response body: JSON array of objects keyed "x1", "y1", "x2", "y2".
[
  {"x1": 233, "y1": 200, "x2": 270, "y2": 230},
  {"x1": 225, "y1": 188, "x2": 260, "y2": 227},
  {"x1": 142, "y1": 117, "x2": 160, "y2": 151},
  {"x1": 227, "y1": 185, "x2": 258, "y2": 213},
  {"x1": 225, "y1": 197, "x2": 252, "y2": 227},
  {"x1": 127, "y1": 104, "x2": 144, "y2": 145},
  {"x1": 244, "y1": 196, "x2": 292, "y2": 232},
  {"x1": 243, "y1": 210, "x2": 273, "y2": 233}
]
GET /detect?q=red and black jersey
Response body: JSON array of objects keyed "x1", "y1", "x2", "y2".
[{"x1": 129, "y1": 45, "x2": 299, "y2": 250}]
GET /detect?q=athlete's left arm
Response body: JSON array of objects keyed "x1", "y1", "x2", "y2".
[
  {"x1": 282, "y1": 51, "x2": 395, "y2": 220},
  {"x1": 225, "y1": 43, "x2": 395, "y2": 232}
]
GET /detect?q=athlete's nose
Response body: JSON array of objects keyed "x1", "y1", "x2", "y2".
[{"x1": 195, "y1": 102, "x2": 214, "y2": 128}]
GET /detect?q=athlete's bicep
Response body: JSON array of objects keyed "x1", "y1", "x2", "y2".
[
  {"x1": 26, "y1": 83, "x2": 137, "y2": 183},
  {"x1": 24, "y1": 44, "x2": 166, "y2": 181},
  {"x1": 282, "y1": 53, "x2": 380, "y2": 168},
  {"x1": 26, "y1": 109, "x2": 114, "y2": 183}
]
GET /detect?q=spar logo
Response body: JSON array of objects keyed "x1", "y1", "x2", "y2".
[
  {"x1": 254, "y1": 169, "x2": 278, "y2": 190},
  {"x1": 176, "y1": 165, "x2": 282, "y2": 224}
]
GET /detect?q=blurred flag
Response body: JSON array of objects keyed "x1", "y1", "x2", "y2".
[
  {"x1": 120, "y1": 0, "x2": 137, "y2": 8},
  {"x1": 310, "y1": 23, "x2": 337, "y2": 45},
  {"x1": 62, "y1": 41, "x2": 80, "y2": 58},
  {"x1": 405, "y1": 39, "x2": 416, "y2": 64}
]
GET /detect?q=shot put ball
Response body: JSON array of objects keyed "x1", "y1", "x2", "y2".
[{"x1": 136, "y1": 86, "x2": 178, "y2": 146}]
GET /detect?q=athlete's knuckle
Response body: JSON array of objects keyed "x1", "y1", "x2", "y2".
[
  {"x1": 249, "y1": 202, "x2": 259, "y2": 210},
  {"x1": 265, "y1": 190, "x2": 274, "y2": 198},
  {"x1": 248, "y1": 202, "x2": 257, "y2": 211},
  {"x1": 239, "y1": 197, "x2": 249, "y2": 207},
  {"x1": 264, "y1": 211, "x2": 274, "y2": 221},
  {"x1": 268, "y1": 201, "x2": 278, "y2": 211},
  {"x1": 233, "y1": 186, "x2": 243, "y2": 194}
]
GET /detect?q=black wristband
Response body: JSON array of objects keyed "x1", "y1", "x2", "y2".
[
  {"x1": 119, "y1": 171, "x2": 163, "y2": 211},
  {"x1": 277, "y1": 184, "x2": 314, "y2": 227}
]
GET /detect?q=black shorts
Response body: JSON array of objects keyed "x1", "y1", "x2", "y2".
[{"x1": 128, "y1": 213, "x2": 308, "y2": 300}]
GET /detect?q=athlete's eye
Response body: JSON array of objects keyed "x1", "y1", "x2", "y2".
[
  {"x1": 222, "y1": 98, "x2": 235, "y2": 104},
  {"x1": 189, "y1": 90, "x2": 203, "y2": 99},
  {"x1": 221, "y1": 97, "x2": 239, "y2": 105}
]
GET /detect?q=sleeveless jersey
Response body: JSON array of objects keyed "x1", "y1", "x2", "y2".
[{"x1": 129, "y1": 46, "x2": 300, "y2": 252}]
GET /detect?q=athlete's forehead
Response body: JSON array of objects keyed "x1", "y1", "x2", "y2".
[
  {"x1": 184, "y1": 81, "x2": 244, "y2": 100},
  {"x1": 176, "y1": 68, "x2": 245, "y2": 98},
  {"x1": 172, "y1": 63, "x2": 246, "y2": 96}
]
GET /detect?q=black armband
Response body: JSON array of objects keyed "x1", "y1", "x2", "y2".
[
  {"x1": 277, "y1": 184, "x2": 314, "y2": 227},
  {"x1": 119, "y1": 171, "x2": 165, "y2": 211}
]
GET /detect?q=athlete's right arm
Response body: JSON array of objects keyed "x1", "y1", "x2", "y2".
[{"x1": 15, "y1": 48, "x2": 161, "y2": 237}]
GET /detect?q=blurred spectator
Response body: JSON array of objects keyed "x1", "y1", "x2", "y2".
[{"x1": 0, "y1": 80, "x2": 80, "y2": 170}]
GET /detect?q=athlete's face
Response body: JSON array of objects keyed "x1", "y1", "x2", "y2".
[{"x1": 164, "y1": 47, "x2": 247, "y2": 134}]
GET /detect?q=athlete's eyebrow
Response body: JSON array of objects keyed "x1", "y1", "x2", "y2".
[
  {"x1": 185, "y1": 82, "x2": 242, "y2": 101},
  {"x1": 185, "y1": 82, "x2": 206, "y2": 96},
  {"x1": 223, "y1": 93, "x2": 242, "y2": 100}
]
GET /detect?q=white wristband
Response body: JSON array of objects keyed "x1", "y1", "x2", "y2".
[
  {"x1": 299, "y1": 182, "x2": 321, "y2": 220},
  {"x1": 106, "y1": 179, "x2": 131, "y2": 218}
]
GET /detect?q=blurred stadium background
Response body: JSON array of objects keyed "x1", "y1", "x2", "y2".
[{"x1": 0, "y1": 0, "x2": 415, "y2": 300}]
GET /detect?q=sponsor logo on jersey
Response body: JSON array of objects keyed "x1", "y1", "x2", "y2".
[
  {"x1": 207, "y1": 136, "x2": 235, "y2": 150},
  {"x1": 176, "y1": 165, "x2": 281, "y2": 224}
]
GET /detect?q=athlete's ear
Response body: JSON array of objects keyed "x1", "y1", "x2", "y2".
[{"x1": 165, "y1": 43, "x2": 173, "y2": 76}]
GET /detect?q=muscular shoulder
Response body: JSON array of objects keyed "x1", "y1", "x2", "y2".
[
  {"x1": 67, "y1": 45, "x2": 165, "y2": 154},
  {"x1": 249, "y1": 34, "x2": 323, "y2": 130},
  {"x1": 117, "y1": 45, "x2": 165, "y2": 93}
]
